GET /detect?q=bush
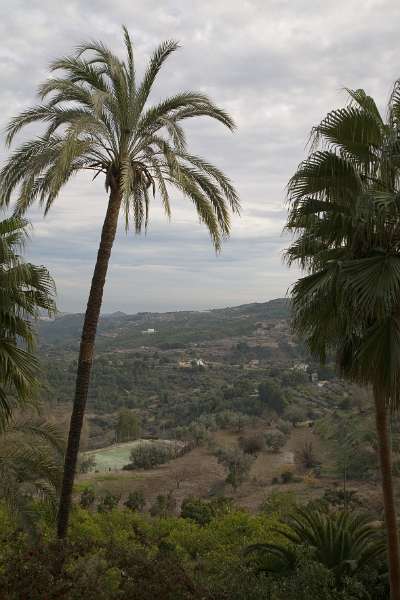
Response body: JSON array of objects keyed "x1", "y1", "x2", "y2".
[
  {"x1": 276, "y1": 419, "x2": 292, "y2": 436},
  {"x1": 124, "y1": 442, "x2": 175, "y2": 470},
  {"x1": 97, "y1": 492, "x2": 120, "y2": 512},
  {"x1": 265, "y1": 431, "x2": 287, "y2": 453},
  {"x1": 149, "y1": 492, "x2": 176, "y2": 517},
  {"x1": 80, "y1": 486, "x2": 96, "y2": 509},
  {"x1": 124, "y1": 490, "x2": 145, "y2": 512},
  {"x1": 181, "y1": 497, "x2": 214, "y2": 525},
  {"x1": 260, "y1": 491, "x2": 298, "y2": 517},
  {"x1": 295, "y1": 441, "x2": 320, "y2": 471},
  {"x1": 321, "y1": 488, "x2": 362, "y2": 510},
  {"x1": 239, "y1": 434, "x2": 265, "y2": 455},
  {"x1": 79, "y1": 454, "x2": 96, "y2": 474},
  {"x1": 280, "y1": 469, "x2": 295, "y2": 484},
  {"x1": 181, "y1": 496, "x2": 234, "y2": 526}
]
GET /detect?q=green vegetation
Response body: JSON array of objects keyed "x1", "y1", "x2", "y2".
[
  {"x1": 0, "y1": 217, "x2": 55, "y2": 425},
  {"x1": 115, "y1": 409, "x2": 140, "y2": 443},
  {"x1": 124, "y1": 442, "x2": 178, "y2": 470},
  {"x1": 0, "y1": 502, "x2": 389, "y2": 599},
  {"x1": 1, "y1": 19, "x2": 400, "y2": 600},
  {"x1": 246, "y1": 508, "x2": 386, "y2": 584},
  {"x1": 215, "y1": 446, "x2": 255, "y2": 490},
  {"x1": 1, "y1": 26, "x2": 239, "y2": 538},
  {"x1": 286, "y1": 84, "x2": 400, "y2": 597}
]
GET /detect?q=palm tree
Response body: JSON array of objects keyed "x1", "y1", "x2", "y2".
[
  {"x1": 246, "y1": 508, "x2": 386, "y2": 584},
  {"x1": 0, "y1": 27, "x2": 240, "y2": 538},
  {"x1": 0, "y1": 416, "x2": 65, "y2": 534},
  {"x1": 0, "y1": 216, "x2": 55, "y2": 427},
  {"x1": 285, "y1": 85, "x2": 400, "y2": 598}
]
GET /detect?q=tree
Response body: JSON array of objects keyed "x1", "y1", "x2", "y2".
[
  {"x1": 0, "y1": 217, "x2": 55, "y2": 427},
  {"x1": 285, "y1": 85, "x2": 400, "y2": 599},
  {"x1": 215, "y1": 446, "x2": 255, "y2": 490},
  {"x1": 258, "y1": 379, "x2": 286, "y2": 415},
  {"x1": 1, "y1": 28, "x2": 239, "y2": 538},
  {"x1": 115, "y1": 409, "x2": 140, "y2": 443}
]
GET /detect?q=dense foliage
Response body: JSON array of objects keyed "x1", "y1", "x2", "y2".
[
  {"x1": 0, "y1": 503, "x2": 388, "y2": 599},
  {"x1": 0, "y1": 217, "x2": 55, "y2": 426}
]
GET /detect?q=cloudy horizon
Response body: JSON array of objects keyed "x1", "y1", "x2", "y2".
[{"x1": 1, "y1": 0, "x2": 399, "y2": 313}]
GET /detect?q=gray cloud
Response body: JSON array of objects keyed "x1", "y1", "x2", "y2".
[{"x1": 0, "y1": 0, "x2": 399, "y2": 312}]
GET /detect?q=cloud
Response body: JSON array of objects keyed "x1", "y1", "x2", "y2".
[{"x1": 0, "y1": 0, "x2": 399, "y2": 311}]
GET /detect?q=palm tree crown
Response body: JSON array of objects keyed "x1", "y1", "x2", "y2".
[
  {"x1": 247, "y1": 508, "x2": 385, "y2": 582},
  {"x1": 0, "y1": 216, "x2": 55, "y2": 426},
  {"x1": 1, "y1": 26, "x2": 239, "y2": 249},
  {"x1": 0, "y1": 417, "x2": 65, "y2": 532},
  {"x1": 286, "y1": 85, "x2": 400, "y2": 405}
]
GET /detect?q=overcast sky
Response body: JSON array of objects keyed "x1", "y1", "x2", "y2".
[{"x1": 0, "y1": 0, "x2": 399, "y2": 313}]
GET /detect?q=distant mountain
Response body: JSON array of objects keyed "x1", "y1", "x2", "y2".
[{"x1": 36, "y1": 298, "x2": 290, "y2": 350}]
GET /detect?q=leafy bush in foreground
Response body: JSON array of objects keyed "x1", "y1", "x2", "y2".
[{"x1": 0, "y1": 505, "x2": 387, "y2": 599}]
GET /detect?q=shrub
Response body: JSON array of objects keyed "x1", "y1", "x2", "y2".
[
  {"x1": 239, "y1": 434, "x2": 265, "y2": 455},
  {"x1": 181, "y1": 497, "x2": 214, "y2": 525},
  {"x1": 124, "y1": 442, "x2": 175, "y2": 470},
  {"x1": 260, "y1": 491, "x2": 298, "y2": 517},
  {"x1": 276, "y1": 419, "x2": 292, "y2": 436},
  {"x1": 97, "y1": 492, "x2": 120, "y2": 512},
  {"x1": 280, "y1": 469, "x2": 295, "y2": 484},
  {"x1": 124, "y1": 490, "x2": 145, "y2": 512},
  {"x1": 149, "y1": 492, "x2": 176, "y2": 517},
  {"x1": 295, "y1": 441, "x2": 320, "y2": 471},
  {"x1": 265, "y1": 431, "x2": 287, "y2": 453},
  {"x1": 79, "y1": 454, "x2": 96, "y2": 474},
  {"x1": 80, "y1": 486, "x2": 96, "y2": 509},
  {"x1": 321, "y1": 488, "x2": 362, "y2": 510},
  {"x1": 181, "y1": 496, "x2": 234, "y2": 526}
]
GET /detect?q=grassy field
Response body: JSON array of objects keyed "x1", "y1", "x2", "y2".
[
  {"x1": 85, "y1": 440, "x2": 153, "y2": 470},
  {"x1": 85, "y1": 439, "x2": 178, "y2": 471},
  {"x1": 76, "y1": 425, "x2": 384, "y2": 516}
]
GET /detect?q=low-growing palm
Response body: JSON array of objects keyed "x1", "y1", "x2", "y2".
[
  {"x1": 0, "y1": 216, "x2": 55, "y2": 427},
  {"x1": 285, "y1": 85, "x2": 400, "y2": 598},
  {"x1": 0, "y1": 417, "x2": 65, "y2": 533},
  {"x1": 0, "y1": 27, "x2": 239, "y2": 538},
  {"x1": 247, "y1": 508, "x2": 385, "y2": 583}
]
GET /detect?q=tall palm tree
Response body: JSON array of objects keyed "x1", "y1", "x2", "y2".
[
  {"x1": 285, "y1": 85, "x2": 400, "y2": 599},
  {"x1": 0, "y1": 27, "x2": 240, "y2": 538},
  {"x1": 0, "y1": 216, "x2": 55, "y2": 427}
]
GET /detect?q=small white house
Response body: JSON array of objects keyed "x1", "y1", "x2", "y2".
[{"x1": 142, "y1": 328, "x2": 156, "y2": 334}]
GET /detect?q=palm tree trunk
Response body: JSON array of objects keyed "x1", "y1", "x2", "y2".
[
  {"x1": 374, "y1": 390, "x2": 400, "y2": 600},
  {"x1": 57, "y1": 185, "x2": 122, "y2": 539}
]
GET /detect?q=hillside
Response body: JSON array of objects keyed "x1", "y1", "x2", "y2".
[
  {"x1": 37, "y1": 298, "x2": 291, "y2": 349},
  {"x1": 37, "y1": 297, "x2": 342, "y2": 451}
]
